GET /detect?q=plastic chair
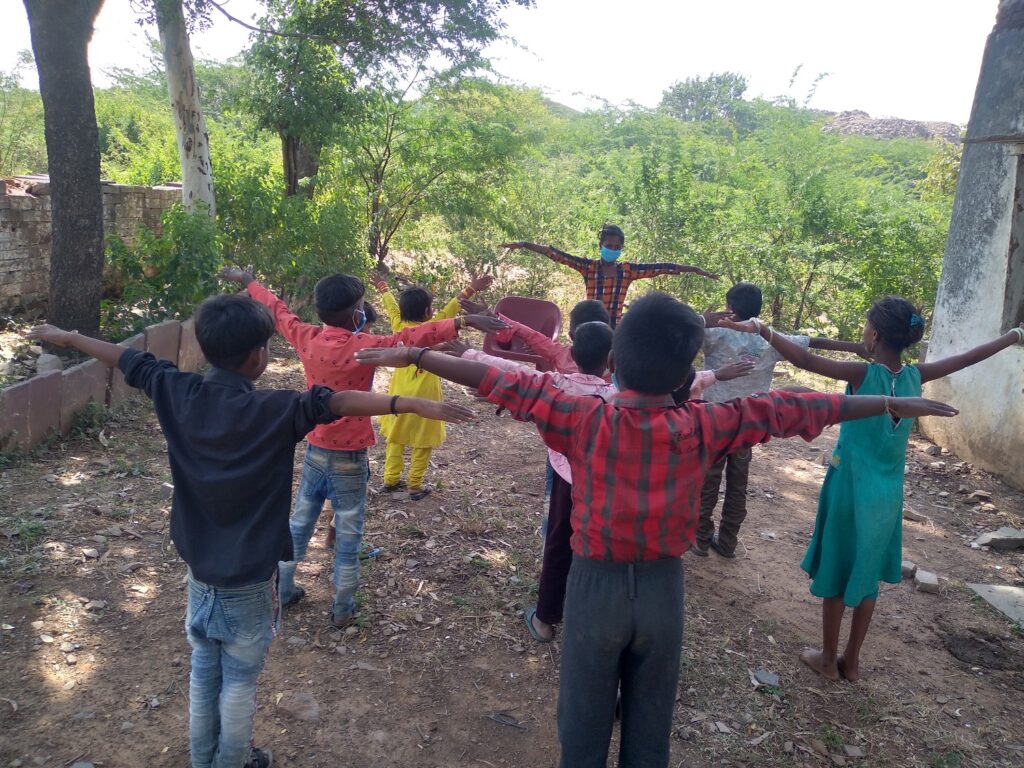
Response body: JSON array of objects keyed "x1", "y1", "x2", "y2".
[{"x1": 481, "y1": 296, "x2": 563, "y2": 372}]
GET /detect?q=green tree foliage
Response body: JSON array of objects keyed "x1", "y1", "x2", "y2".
[
  {"x1": 661, "y1": 72, "x2": 750, "y2": 124},
  {"x1": 0, "y1": 51, "x2": 46, "y2": 176},
  {"x1": 20, "y1": 52, "x2": 955, "y2": 341}
]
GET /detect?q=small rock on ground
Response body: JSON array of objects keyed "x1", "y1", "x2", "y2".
[{"x1": 914, "y1": 570, "x2": 940, "y2": 594}]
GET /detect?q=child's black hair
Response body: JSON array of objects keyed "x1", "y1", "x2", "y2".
[
  {"x1": 867, "y1": 296, "x2": 926, "y2": 351},
  {"x1": 569, "y1": 321, "x2": 614, "y2": 375},
  {"x1": 568, "y1": 299, "x2": 611, "y2": 335},
  {"x1": 612, "y1": 292, "x2": 703, "y2": 394},
  {"x1": 398, "y1": 286, "x2": 433, "y2": 322},
  {"x1": 599, "y1": 223, "x2": 625, "y2": 245},
  {"x1": 725, "y1": 282, "x2": 763, "y2": 321},
  {"x1": 194, "y1": 294, "x2": 275, "y2": 370},
  {"x1": 671, "y1": 367, "x2": 698, "y2": 405},
  {"x1": 314, "y1": 274, "x2": 364, "y2": 327}
]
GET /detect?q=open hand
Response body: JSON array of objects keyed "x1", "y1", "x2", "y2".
[
  {"x1": 463, "y1": 314, "x2": 509, "y2": 333},
  {"x1": 702, "y1": 308, "x2": 736, "y2": 328},
  {"x1": 414, "y1": 400, "x2": 476, "y2": 424},
  {"x1": 714, "y1": 359, "x2": 756, "y2": 381},
  {"x1": 459, "y1": 297, "x2": 490, "y2": 315},
  {"x1": 719, "y1": 318, "x2": 760, "y2": 334},
  {"x1": 354, "y1": 346, "x2": 415, "y2": 369},
  {"x1": 469, "y1": 273, "x2": 494, "y2": 293},
  {"x1": 26, "y1": 324, "x2": 75, "y2": 347},
  {"x1": 218, "y1": 266, "x2": 254, "y2": 286},
  {"x1": 889, "y1": 397, "x2": 959, "y2": 419},
  {"x1": 436, "y1": 339, "x2": 472, "y2": 356},
  {"x1": 369, "y1": 270, "x2": 388, "y2": 288}
]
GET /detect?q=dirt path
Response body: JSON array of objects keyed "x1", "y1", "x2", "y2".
[{"x1": 1, "y1": 341, "x2": 1023, "y2": 768}]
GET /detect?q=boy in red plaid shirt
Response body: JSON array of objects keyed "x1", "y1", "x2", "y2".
[{"x1": 355, "y1": 293, "x2": 957, "y2": 768}]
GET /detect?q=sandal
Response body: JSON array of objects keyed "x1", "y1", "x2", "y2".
[
  {"x1": 382, "y1": 481, "x2": 407, "y2": 493},
  {"x1": 524, "y1": 606, "x2": 554, "y2": 643},
  {"x1": 282, "y1": 586, "x2": 305, "y2": 609},
  {"x1": 409, "y1": 487, "x2": 432, "y2": 501}
]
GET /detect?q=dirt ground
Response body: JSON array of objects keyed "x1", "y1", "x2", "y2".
[{"x1": 2, "y1": 338, "x2": 1023, "y2": 768}]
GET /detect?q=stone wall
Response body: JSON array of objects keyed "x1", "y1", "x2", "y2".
[
  {"x1": 0, "y1": 317, "x2": 205, "y2": 454},
  {"x1": 0, "y1": 175, "x2": 181, "y2": 314}
]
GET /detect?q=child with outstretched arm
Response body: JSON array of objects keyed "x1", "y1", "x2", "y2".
[
  {"x1": 371, "y1": 270, "x2": 493, "y2": 499},
  {"x1": 219, "y1": 266, "x2": 505, "y2": 628},
  {"x1": 722, "y1": 296, "x2": 1023, "y2": 683},
  {"x1": 697, "y1": 281, "x2": 869, "y2": 558},
  {"x1": 26, "y1": 294, "x2": 472, "y2": 768},
  {"x1": 356, "y1": 292, "x2": 957, "y2": 768}
]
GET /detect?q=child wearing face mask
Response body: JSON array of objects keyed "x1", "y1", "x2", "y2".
[
  {"x1": 371, "y1": 271, "x2": 495, "y2": 499},
  {"x1": 220, "y1": 267, "x2": 507, "y2": 627},
  {"x1": 500, "y1": 223, "x2": 719, "y2": 326}
]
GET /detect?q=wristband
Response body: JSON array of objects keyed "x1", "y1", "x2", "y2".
[
  {"x1": 390, "y1": 395, "x2": 400, "y2": 415},
  {"x1": 414, "y1": 348, "x2": 430, "y2": 371},
  {"x1": 375, "y1": 281, "x2": 389, "y2": 293},
  {"x1": 1012, "y1": 327, "x2": 1024, "y2": 345},
  {"x1": 460, "y1": 287, "x2": 475, "y2": 299}
]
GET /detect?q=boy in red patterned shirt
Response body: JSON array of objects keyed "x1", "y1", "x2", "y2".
[{"x1": 356, "y1": 292, "x2": 957, "y2": 767}]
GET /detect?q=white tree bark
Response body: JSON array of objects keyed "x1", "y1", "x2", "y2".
[{"x1": 155, "y1": 0, "x2": 215, "y2": 216}]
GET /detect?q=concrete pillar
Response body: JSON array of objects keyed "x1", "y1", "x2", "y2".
[{"x1": 922, "y1": 0, "x2": 1024, "y2": 489}]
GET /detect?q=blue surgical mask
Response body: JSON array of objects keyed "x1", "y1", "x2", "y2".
[
  {"x1": 351, "y1": 308, "x2": 367, "y2": 333},
  {"x1": 600, "y1": 246, "x2": 622, "y2": 263}
]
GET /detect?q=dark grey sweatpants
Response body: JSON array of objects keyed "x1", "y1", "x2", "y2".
[{"x1": 557, "y1": 555, "x2": 684, "y2": 768}]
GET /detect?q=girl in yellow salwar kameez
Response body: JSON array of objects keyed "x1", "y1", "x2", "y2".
[{"x1": 371, "y1": 272, "x2": 492, "y2": 499}]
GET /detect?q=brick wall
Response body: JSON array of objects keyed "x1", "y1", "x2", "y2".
[{"x1": 0, "y1": 175, "x2": 181, "y2": 314}]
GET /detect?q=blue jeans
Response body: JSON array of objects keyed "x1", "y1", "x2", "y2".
[
  {"x1": 186, "y1": 573, "x2": 278, "y2": 768},
  {"x1": 279, "y1": 444, "x2": 370, "y2": 618}
]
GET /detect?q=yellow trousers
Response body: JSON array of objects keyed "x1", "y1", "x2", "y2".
[{"x1": 383, "y1": 441, "x2": 432, "y2": 489}]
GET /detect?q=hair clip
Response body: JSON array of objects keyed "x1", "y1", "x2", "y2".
[{"x1": 909, "y1": 313, "x2": 924, "y2": 328}]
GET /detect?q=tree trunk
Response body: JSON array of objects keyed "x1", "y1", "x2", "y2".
[
  {"x1": 155, "y1": 0, "x2": 214, "y2": 216},
  {"x1": 281, "y1": 132, "x2": 320, "y2": 197},
  {"x1": 23, "y1": 0, "x2": 105, "y2": 338}
]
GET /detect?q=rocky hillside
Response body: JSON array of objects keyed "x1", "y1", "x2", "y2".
[{"x1": 824, "y1": 110, "x2": 962, "y2": 143}]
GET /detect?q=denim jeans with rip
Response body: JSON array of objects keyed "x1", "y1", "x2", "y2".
[
  {"x1": 278, "y1": 444, "x2": 370, "y2": 619},
  {"x1": 186, "y1": 573, "x2": 278, "y2": 768}
]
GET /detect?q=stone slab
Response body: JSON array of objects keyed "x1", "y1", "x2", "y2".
[
  {"x1": 0, "y1": 370, "x2": 62, "y2": 452},
  {"x1": 145, "y1": 320, "x2": 181, "y2": 365},
  {"x1": 972, "y1": 527, "x2": 1024, "y2": 551},
  {"x1": 107, "y1": 333, "x2": 145, "y2": 407},
  {"x1": 967, "y1": 583, "x2": 1024, "y2": 624},
  {"x1": 177, "y1": 318, "x2": 207, "y2": 373},
  {"x1": 60, "y1": 359, "x2": 111, "y2": 434}
]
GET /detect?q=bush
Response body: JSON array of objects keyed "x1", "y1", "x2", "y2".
[{"x1": 102, "y1": 204, "x2": 222, "y2": 340}]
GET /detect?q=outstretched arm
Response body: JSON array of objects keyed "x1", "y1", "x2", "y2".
[
  {"x1": 355, "y1": 346, "x2": 494, "y2": 390},
  {"x1": 721, "y1": 318, "x2": 868, "y2": 389},
  {"x1": 500, "y1": 241, "x2": 591, "y2": 274},
  {"x1": 26, "y1": 325, "x2": 128, "y2": 368},
  {"x1": 631, "y1": 261, "x2": 719, "y2": 281},
  {"x1": 329, "y1": 390, "x2": 474, "y2": 423},
  {"x1": 916, "y1": 326, "x2": 1024, "y2": 384},
  {"x1": 810, "y1": 337, "x2": 870, "y2": 358}
]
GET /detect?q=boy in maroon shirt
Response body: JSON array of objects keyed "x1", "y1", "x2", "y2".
[
  {"x1": 220, "y1": 267, "x2": 506, "y2": 627},
  {"x1": 355, "y1": 292, "x2": 956, "y2": 767}
]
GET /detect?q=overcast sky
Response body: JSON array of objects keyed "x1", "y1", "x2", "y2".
[{"x1": 2, "y1": 0, "x2": 999, "y2": 124}]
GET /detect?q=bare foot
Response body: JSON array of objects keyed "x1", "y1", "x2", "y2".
[
  {"x1": 800, "y1": 648, "x2": 840, "y2": 681},
  {"x1": 837, "y1": 656, "x2": 860, "y2": 682},
  {"x1": 531, "y1": 614, "x2": 554, "y2": 642}
]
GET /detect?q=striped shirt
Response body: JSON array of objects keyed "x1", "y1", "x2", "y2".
[
  {"x1": 479, "y1": 368, "x2": 842, "y2": 561},
  {"x1": 546, "y1": 247, "x2": 684, "y2": 326}
]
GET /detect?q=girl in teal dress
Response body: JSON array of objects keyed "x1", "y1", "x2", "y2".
[{"x1": 724, "y1": 296, "x2": 1023, "y2": 682}]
